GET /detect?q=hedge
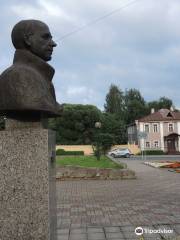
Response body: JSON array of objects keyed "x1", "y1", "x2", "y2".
[
  {"x1": 137, "y1": 150, "x2": 164, "y2": 155},
  {"x1": 56, "y1": 149, "x2": 84, "y2": 156}
]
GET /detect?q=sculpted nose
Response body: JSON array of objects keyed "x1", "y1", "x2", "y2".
[{"x1": 51, "y1": 39, "x2": 57, "y2": 47}]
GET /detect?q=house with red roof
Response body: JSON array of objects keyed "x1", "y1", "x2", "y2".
[{"x1": 127, "y1": 108, "x2": 180, "y2": 154}]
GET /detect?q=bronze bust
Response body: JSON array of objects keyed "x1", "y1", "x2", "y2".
[{"x1": 0, "y1": 19, "x2": 62, "y2": 120}]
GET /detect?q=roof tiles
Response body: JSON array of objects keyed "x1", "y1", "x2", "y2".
[{"x1": 138, "y1": 109, "x2": 180, "y2": 122}]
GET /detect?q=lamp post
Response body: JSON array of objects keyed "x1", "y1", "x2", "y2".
[
  {"x1": 95, "y1": 121, "x2": 102, "y2": 160},
  {"x1": 95, "y1": 122, "x2": 102, "y2": 129}
]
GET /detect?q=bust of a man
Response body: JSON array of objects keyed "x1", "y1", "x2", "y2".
[{"x1": 0, "y1": 19, "x2": 62, "y2": 120}]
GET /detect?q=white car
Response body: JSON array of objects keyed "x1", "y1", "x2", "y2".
[
  {"x1": 108, "y1": 148, "x2": 120, "y2": 156},
  {"x1": 110, "y1": 148, "x2": 133, "y2": 158}
]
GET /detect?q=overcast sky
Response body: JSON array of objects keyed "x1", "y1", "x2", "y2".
[{"x1": 1, "y1": 0, "x2": 180, "y2": 110}]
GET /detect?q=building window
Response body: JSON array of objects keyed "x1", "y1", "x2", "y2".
[
  {"x1": 154, "y1": 141, "x2": 159, "y2": 148},
  {"x1": 168, "y1": 123, "x2": 173, "y2": 132},
  {"x1": 153, "y1": 124, "x2": 158, "y2": 132},
  {"x1": 146, "y1": 142, "x2": 150, "y2": 148},
  {"x1": 144, "y1": 124, "x2": 149, "y2": 133}
]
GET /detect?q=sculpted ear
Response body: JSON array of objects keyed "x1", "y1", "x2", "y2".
[{"x1": 24, "y1": 33, "x2": 32, "y2": 47}]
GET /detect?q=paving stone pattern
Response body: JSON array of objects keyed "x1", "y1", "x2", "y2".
[{"x1": 57, "y1": 159, "x2": 180, "y2": 239}]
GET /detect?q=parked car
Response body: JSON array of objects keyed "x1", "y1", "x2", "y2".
[
  {"x1": 110, "y1": 148, "x2": 133, "y2": 158},
  {"x1": 108, "y1": 148, "x2": 120, "y2": 156}
]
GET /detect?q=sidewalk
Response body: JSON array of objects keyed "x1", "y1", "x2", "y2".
[{"x1": 56, "y1": 158, "x2": 180, "y2": 239}]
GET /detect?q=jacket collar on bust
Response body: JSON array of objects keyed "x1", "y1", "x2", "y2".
[{"x1": 13, "y1": 49, "x2": 55, "y2": 82}]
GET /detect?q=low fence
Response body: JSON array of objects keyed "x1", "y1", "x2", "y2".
[{"x1": 56, "y1": 144, "x2": 140, "y2": 155}]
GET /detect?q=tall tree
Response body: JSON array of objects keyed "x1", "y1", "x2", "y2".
[
  {"x1": 49, "y1": 104, "x2": 102, "y2": 144},
  {"x1": 148, "y1": 97, "x2": 173, "y2": 112},
  {"x1": 125, "y1": 88, "x2": 147, "y2": 124},
  {"x1": 104, "y1": 84, "x2": 125, "y2": 115},
  {"x1": 101, "y1": 113, "x2": 127, "y2": 144}
]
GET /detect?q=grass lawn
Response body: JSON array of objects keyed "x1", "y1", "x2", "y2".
[{"x1": 56, "y1": 155, "x2": 124, "y2": 169}]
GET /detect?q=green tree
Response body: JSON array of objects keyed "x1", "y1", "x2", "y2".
[
  {"x1": 148, "y1": 97, "x2": 173, "y2": 112},
  {"x1": 104, "y1": 84, "x2": 125, "y2": 115},
  {"x1": 49, "y1": 104, "x2": 102, "y2": 144},
  {"x1": 147, "y1": 100, "x2": 159, "y2": 112},
  {"x1": 159, "y1": 97, "x2": 173, "y2": 109},
  {"x1": 92, "y1": 132, "x2": 114, "y2": 160},
  {"x1": 124, "y1": 88, "x2": 147, "y2": 124},
  {"x1": 99, "y1": 133, "x2": 114, "y2": 155},
  {"x1": 101, "y1": 113, "x2": 127, "y2": 144}
]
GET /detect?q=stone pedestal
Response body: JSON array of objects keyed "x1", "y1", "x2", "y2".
[{"x1": 0, "y1": 119, "x2": 57, "y2": 240}]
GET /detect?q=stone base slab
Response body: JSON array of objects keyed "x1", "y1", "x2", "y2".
[{"x1": 56, "y1": 166, "x2": 136, "y2": 180}]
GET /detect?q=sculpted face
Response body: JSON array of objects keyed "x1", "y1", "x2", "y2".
[{"x1": 26, "y1": 22, "x2": 57, "y2": 61}]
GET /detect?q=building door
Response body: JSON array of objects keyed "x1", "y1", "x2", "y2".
[
  {"x1": 167, "y1": 139, "x2": 176, "y2": 153},
  {"x1": 164, "y1": 133, "x2": 180, "y2": 154}
]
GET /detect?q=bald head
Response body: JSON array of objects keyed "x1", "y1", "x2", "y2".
[
  {"x1": 11, "y1": 19, "x2": 57, "y2": 61},
  {"x1": 12, "y1": 20, "x2": 45, "y2": 49}
]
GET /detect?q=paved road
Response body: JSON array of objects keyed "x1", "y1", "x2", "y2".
[{"x1": 56, "y1": 157, "x2": 180, "y2": 240}]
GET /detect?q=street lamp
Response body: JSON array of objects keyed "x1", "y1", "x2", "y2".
[
  {"x1": 94, "y1": 121, "x2": 102, "y2": 160},
  {"x1": 95, "y1": 121, "x2": 102, "y2": 129}
]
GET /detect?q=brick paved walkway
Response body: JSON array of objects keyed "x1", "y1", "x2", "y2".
[{"x1": 56, "y1": 158, "x2": 180, "y2": 239}]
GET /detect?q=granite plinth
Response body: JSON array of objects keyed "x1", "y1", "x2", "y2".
[{"x1": 0, "y1": 119, "x2": 57, "y2": 240}]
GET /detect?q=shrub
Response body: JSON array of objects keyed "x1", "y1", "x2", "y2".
[
  {"x1": 92, "y1": 133, "x2": 114, "y2": 160},
  {"x1": 56, "y1": 149, "x2": 84, "y2": 156},
  {"x1": 56, "y1": 149, "x2": 65, "y2": 155}
]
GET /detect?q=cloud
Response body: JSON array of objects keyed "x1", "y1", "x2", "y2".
[
  {"x1": 67, "y1": 86, "x2": 87, "y2": 96},
  {"x1": 11, "y1": 0, "x2": 72, "y2": 21},
  {"x1": 55, "y1": 84, "x2": 102, "y2": 108},
  {"x1": 66, "y1": 86, "x2": 98, "y2": 104},
  {"x1": 1, "y1": 0, "x2": 180, "y2": 110}
]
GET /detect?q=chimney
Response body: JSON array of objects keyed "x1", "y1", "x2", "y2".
[
  {"x1": 151, "y1": 108, "x2": 155, "y2": 114},
  {"x1": 135, "y1": 120, "x2": 138, "y2": 126},
  {"x1": 170, "y1": 106, "x2": 174, "y2": 112}
]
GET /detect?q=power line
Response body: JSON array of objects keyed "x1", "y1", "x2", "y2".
[{"x1": 56, "y1": 0, "x2": 142, "y2": 42}]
